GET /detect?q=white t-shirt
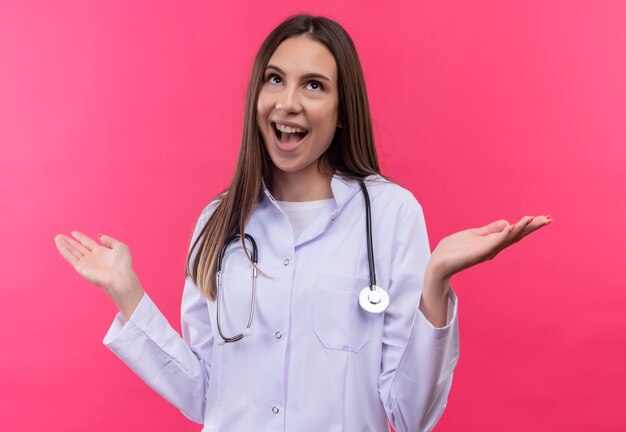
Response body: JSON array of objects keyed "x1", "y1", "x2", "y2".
[{"x1": 275, "y1": 198, "x2": 334, "y2": 240}]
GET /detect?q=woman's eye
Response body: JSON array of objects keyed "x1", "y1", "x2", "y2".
[
  {"x1": 264, "y1": 74, "x2": 323, "y2": 91},
  {"x1": 306, "y1": 81, "x2": 323, "y2": 91},
  {"x1": 266, "y1": 74, "x2": 282, "y2": 84}
]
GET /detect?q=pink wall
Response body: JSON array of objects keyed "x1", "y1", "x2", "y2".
[{"x1": 1, "y1": 1, "x2": 624, "y2": 430}]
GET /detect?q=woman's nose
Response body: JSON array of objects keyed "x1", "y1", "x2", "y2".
[{"x1": 275, "y1": 86, "x2": 302, "y2": 113}]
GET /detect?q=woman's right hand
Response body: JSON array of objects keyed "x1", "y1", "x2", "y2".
[{"x1": 54, "y1": 231, "x2": 144, "y2": 321}]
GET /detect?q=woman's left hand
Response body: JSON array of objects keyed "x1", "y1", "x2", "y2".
[{"x1": 428, "y1": 215, "x2": 553, "y2": 283}]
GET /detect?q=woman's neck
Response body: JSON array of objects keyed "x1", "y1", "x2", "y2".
[{"x1": 270, "y1": 167, "x2": 334, "y2": 202}]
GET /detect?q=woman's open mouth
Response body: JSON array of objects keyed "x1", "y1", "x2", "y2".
[{"x1": 272, "y1": 122, "x2": 308, "y2": 151}]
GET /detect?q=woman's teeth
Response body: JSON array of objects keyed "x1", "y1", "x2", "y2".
[
  {"x1": 275, "y1": 123, "x2": 307, "y2": 134},
  {"x1": 273, "y1": 122, "x2": 307, "y2": 147}
]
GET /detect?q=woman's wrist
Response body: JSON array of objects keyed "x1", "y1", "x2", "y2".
[
  {"x1": 424, "y1": 258, "x2": 451, "y2": 296},
  {"x1": 105, "y1": 271, "x2": 145, "y2": 322}
]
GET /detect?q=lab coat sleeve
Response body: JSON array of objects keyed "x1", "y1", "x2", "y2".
[
  {"x1": 102, "y1": 202, "x2": 217, "y2": 424},
  {"x1": 378, "y1": 193, "x2": 460, "y2": 432}
]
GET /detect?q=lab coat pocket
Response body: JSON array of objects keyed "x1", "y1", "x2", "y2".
[{"x1": 313, "y1": 272, "x2": 374, "y2": 353}]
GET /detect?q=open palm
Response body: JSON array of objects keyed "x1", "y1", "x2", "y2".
[
  {"x1": 430, "y1": 215, "x2": 552, "y2": 280},
  {"x1": 54, "y1": 231, "x2": 135, "y2": 292}
]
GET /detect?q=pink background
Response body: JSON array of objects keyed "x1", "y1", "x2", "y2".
[{"x1": 1, "y1": 1, "x2": 625, "y2": 430}]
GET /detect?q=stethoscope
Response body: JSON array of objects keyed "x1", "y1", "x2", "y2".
[{"x1": 215, "y1": 180, "x2": 390, "y2": 345}]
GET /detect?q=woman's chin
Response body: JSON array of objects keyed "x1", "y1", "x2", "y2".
[{"x1": 270, "y1": 157, "x2": 319, "y2": 176}]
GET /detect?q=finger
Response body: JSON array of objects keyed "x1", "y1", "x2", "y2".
[
  {"x1": 57, "y1": 233, "x2": 91, "y2": 256},
  {"x1": 486, "y1": 215, "x2": 545, "y2": 260},
  {"x1": 71, "y1": 231, "x2": 98, "y2": 252},
  {"x1": 54, "y1": 235, "x2": 81, "y2": 258},
  {"x1": 98, "y1": 234, "x2": 122, "y2": 249},
  {"x1": 477, "y1": 220, "x2": 514, "y2": 261},
  {"x1": 486, "y1": 222, "x2": 516, "y2": 259},
  {"x1": 536, "y1": 215, "x2": 553, "y2": 226},
  {"x1": 509, "y1": 216, "x2": 534, "y2": 243},
  {"x1": 54, "y1": 235, "x2": 80, "y2": 267},
  {"x1": 57, "y1": 236, "x2": 85, "y2": 260},
  {"x1": 477, "y1": 219, "x2": 510, "y2": 235},
  {"x1": 519, "y1": 215, "x2": 553, "y2": 239}
]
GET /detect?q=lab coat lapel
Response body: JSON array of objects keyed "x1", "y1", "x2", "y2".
[
  {"x1": 259, "y1": 174, "x2": 362, "y2": 247},
  {"x1": 294, "y1": 175, "x2": 361, "y2": 247}
]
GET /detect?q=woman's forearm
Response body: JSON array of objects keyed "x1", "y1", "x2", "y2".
[{"x1": 419, "y1": 262, "x2": 451, "y2": 328}]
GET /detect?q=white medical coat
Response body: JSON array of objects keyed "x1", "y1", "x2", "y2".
[{"x1": 103, "y1": 174, "x2": 460, "y2": 432}]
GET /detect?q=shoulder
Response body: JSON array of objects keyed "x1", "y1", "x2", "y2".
[
  {"x1": 197, "y1": 192, "x2": 227, "y2": 225},
  {"x1": 362, "y1": 174, "x2": 424, "y2": 217},
  {"x1": 189, "y1": 192, "x2": 227, "y2": 243}
]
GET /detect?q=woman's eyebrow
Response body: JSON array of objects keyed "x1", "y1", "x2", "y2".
[{"x1": 266, "y1": 64, "x2": 331, "y2": 82}]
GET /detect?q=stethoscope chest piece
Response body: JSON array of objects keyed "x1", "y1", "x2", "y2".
[{"x1": 359, "y1": 285, "x2": 390, "y2": 314}]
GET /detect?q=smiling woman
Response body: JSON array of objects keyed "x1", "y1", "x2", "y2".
[
  {"x1": 257, "y1": 35, "x2": 341, "y2": 197},
  {"x1": 54, "y1": 13, "x2": 551, "y2": 432}
]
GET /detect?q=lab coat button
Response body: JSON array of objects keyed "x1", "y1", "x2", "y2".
[
  {"x1": 272, "y1": 406, "x2": 280, "y2": 414},
  {"x1": 283, "y1": 259, "x2": 290, "y2": 266},
  {"x1": 275, "y1": 331, "x2": 282, "y2": 339}
]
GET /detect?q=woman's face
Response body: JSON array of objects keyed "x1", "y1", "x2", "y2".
[{"x1": 256, "y1": 35, "x2": 340, "y2": 177}]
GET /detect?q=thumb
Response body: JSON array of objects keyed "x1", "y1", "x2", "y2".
[
  {"x1": 98, "y1": 234, "x2": 122, "y2": 248},
  {"x1": 477, "y1": 219, "x2": 509, "y2": 235}
]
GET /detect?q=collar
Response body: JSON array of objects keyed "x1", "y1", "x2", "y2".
[{"x1": 261, "y1": 172, "x2": 381, "y2": 214}]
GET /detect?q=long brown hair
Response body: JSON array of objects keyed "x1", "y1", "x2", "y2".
[{"x1": 186, "y1": 13, "x2": 382, "y2": 300}]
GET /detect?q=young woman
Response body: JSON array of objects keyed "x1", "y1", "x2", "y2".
[{"x1": 54, "y1": 14, "x2": 551, "y2": 432}]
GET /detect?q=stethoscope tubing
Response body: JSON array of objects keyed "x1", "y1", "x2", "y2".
[
  {"x1": 216, "y1": 233, "x2": 258, "y2": 344},
  {"x1": 359, "y1": 180, "x2": 377, "y2": 288},
  {"x1": 216, "y1": 179, "x2": 389, "y2": 344}
]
